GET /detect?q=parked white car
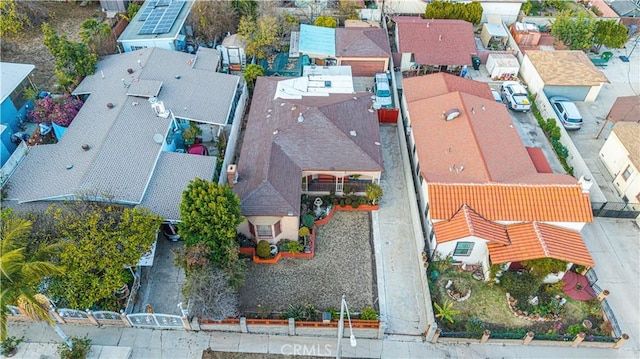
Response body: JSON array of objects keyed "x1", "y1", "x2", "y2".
[
  {"x1": 501, "y1": 81, "x2": 531, "y2": 112},
  {"x1": 550, "y1": 97, "x2": 583, "y2": 130}
]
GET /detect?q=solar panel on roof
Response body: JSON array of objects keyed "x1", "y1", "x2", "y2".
[
  {"x1": 137, "y1": 0, "x2": 186, "y2": 35},
  {"x1": 156, "y1": 0, "x2": 171, "y2": 6},
  {"x1": 137, "y1": 1, "x2": 157, "y2": 21}
]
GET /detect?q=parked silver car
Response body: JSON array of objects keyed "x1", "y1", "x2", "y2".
[
  {"x1": 501, "y1": 81, "x2": 531, "y2": 112},
  {"x1": 549, "y1": 96, "x2": 583, "y2": 130}
]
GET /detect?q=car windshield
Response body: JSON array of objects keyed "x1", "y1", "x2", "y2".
[{"x1": 566, "y1": 117, "x2": 582, "y2": 123}]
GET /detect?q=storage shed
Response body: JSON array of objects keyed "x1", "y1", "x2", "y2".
[{"x1": 486, "y1": 53, "x2": 520, "y2": 80}]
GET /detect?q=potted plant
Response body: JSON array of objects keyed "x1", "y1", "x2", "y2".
[
  {"x1": 1, "y1": 336, "x2": 24, "y2": 357},
  {"x1": 182, "y1": 122, "x2": 202, "y2": 146}
]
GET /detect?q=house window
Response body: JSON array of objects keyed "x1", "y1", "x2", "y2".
[
  {"x1": 622, "y1": 165, "x2": 634, "y2": 181},
  {"x1": 252, "y1": 220, "x2": 282, "y2": 239},
  {"x1": 453, "y1": 242, "x2": 474, "y2": 256},
  {"x1": 256, "y1": 225, "x2": 273, "y2": 238}
]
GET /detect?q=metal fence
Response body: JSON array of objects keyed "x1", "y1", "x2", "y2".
[
  {"x1": 592, "y1": 202, "x2": 640, "y2": 219},
  {"x1": 126, "y1": 313, "x2": 183, "y2": 329},
  {"x1": 586, "y1": 268, "x2": 598, "y2": 286},
  {"x1": 601, "y1": 299, "x2": 623, "y2": 338}
]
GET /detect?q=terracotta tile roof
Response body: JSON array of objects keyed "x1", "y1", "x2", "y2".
[
  {"x1": 394, "y1": 17, "x2": 476, "y2": 66},
  {"x1": 606, "y1": 95, "x2": 640, "y2": 123},
  {"x1": 234, "y1": 77, "x2": 383, "y2": 217},
  {"x1": 402, "y1": 72, "x2": 494, "y2": 103},
  {"x1": 612, "y1": 122, "x2": 640, "y2": 170},
  {"x1": 525, "y1": 50, "x2": 609, "y2": 86},
  {"x1": 336, "y1": 27, "x2": 391, "y2": 58},
  {"x1": 591, "y1": 0, "x2": 620, "y2": 18},
  {"x1": 428, "y1": 183, "x2": 593, "y2": 222},
  {"x1": 433, "y1": 205, "x2": 510, "y2": 244},
  {"x1": 406, "y1": 77, "x2": 538, "y2": 183},
  {"x1": 488, "y1": 222, "x2": 595, "y2": 267},
  {"x1": 526, "y1": 147, "x2": 553, "y2": 173}
]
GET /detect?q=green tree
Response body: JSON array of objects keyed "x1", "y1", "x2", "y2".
[
  {"x1": 243, "y1": 64, "x2": 264, "y2": 89},
  {"x1": 365, "y1": 182, "x2": 383, "y2": 205},
  {"x1": 521, "y1": 258, "x2": 567, "y2": 277},
  {"x1": 335, "y1": 0, "x2": 361, "y2": 26},
  {"x1": 188, "y1": 0, "x2": 238, "y2": 45},
  {"x1": 231, "y1": 0, "x2": 257, "y2": 19},
  {"x1": 238, "y1": 15, "x2": 279, "y2": 59},
  {"x1": 0, "y1": 0, "x2": 28, "y2": 36},
  {"x1": 0, "y1": 209, "x2": 64, "y2": 342},
  {"x1": 48, "y1": 203, "x2": 161, "y2": 309},
  {"x1": 127, "y1": 2, "x2": 141, "y2": 21},
  {"x1": 425, "y1": 0, "x2": 483, "y2": 24},
  {"x1": 79, "y1": 18, "x2": 112, "y2": 54},
  {"x1": 42, "y1": 23, "x2": 98, "y2": 92},
  {"x1": 179, "y1": 179, "x2": 244, "y2": 286},
  {"x1": 593, "y1": 20, "x2": 628, "y2": 53},
  {"x1": 314, "y1": 15, "x2": 337, "y2": 28},
  {"x1": 550, "y1": 11, "x2": 595, "y2": 51}
]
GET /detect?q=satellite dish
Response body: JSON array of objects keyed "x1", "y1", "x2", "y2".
[{"x1": 153, "y1": 133, "x2": 164, "y2": 144}]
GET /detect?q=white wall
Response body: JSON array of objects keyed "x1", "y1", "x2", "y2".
[
  {"x1": 519, "y1": 55, "x2": 545, "y2": 95},
  {"x1": 379, "y1": 0, "x2": 427, "y2": 14},
  {"x1": 121, "y1": 39, "x2": 174, "y2": 52},
  {"x1": 219, "y1": 83, "x2": 247, "y2": 185},
  {"x1": 435, "y1": 236, "x2": 489, "y2": 267},
  {"x1": 477, "y1": 2, "x2": 523, "y2": 25},
  {"x1": 584, "y1": 83, "x2": 603, "y2": 103},
  {"x1": 599, "y1": 132, "x2": 640, "y2": 202}
]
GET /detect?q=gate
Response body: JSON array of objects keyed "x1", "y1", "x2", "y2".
[
  {"x1": 592, "y1": 201, "x2": 640, "y2": 219},
  {"x1": 585, "y1": 268, "x2": 598, "y2": 286},
  {"x1": 126, "y1": 313, "x2": 184, "y2": 329}
]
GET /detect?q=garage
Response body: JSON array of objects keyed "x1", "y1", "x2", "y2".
[
  {"x1": 543, "y1": 85, "x2": 591, "y2": 102},
  {"x1": 339, "y1": 59, "x2": 387, "y2": 76}
]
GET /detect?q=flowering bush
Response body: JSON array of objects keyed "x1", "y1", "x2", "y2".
[{"x1": 28, "y1": 96, "x2": 83, "y2": 127}]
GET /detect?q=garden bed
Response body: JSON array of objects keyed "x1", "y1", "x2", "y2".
[{"x1": 429, "y1": 264, "x2": 612, "y2": 339}]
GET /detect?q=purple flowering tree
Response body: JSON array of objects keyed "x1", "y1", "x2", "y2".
[{"x1": 28, "y1": 96, "x2": 83, "y2": 127}]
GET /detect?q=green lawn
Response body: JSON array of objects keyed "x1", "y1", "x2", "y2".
[{"x1": 429, "y1": 266, "x2": 610, "y2": 337}]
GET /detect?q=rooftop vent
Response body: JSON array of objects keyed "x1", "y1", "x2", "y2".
[
  {"x1": 444, "y1": 108, "x2": 460, "y2": 121},
  {"x1": 350, "y1": 130, "x2": 357, "y2": 137},
  {"x1": 82, "y1": 144, "x2": 90, "y2": 151},
  {"x1": 153, "y1": 133, "x2": 164, "y2": 144},
  {"x1": 297, "y1": 113, "x2": 304, "y2": 122},
  {"x1": 127, "y1": 68, "x2": 134, "y2": 74},
  {"x1": 107, "y1": 103, "x2": 114, "y2": 109}
]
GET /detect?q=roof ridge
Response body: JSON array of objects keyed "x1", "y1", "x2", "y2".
[
  {"x1": 459, "y1": 92, "x2": 493, "y2": 181},
  {"x1": 532, "y1": 222, "x2": 550, "y2": 257},
  {"x1": 429, "y1": 182, "x2": 580, "y2": 188},
  {"x1": 463, "y1": 205, "x2": 474, "y2": 235}
]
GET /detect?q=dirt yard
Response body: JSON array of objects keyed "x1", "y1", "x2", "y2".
[{"x1": 1, "y1": 1, "x2": 103, "y2": 91}]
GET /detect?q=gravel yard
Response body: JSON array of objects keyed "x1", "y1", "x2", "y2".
[{"x1": 239, "y1": 211, "x2": 376, "y2": 314}]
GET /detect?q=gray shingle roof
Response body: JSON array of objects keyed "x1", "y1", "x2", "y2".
[
  {"x1": 234, "y1": 77, "x2": 383, "y2": 217},
  {"x1": 7, "y1": 48, "x2": 239, "y2": 219},
  {"x1": 139, "y1": 151, "x2": 217, "y2": 221}
]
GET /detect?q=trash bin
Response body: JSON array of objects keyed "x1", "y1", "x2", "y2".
[
  {"x1": 601, "y1": 51, "x2": 613, "y2": 61},
  {"x1": 471, "y1": 56, "x2": 481, "y2": 70}
]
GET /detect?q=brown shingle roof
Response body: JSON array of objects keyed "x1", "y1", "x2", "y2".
[
  {"x1": 336, "y1": 27, "x2": 391, "y2": 58},
  {"x1": 395, "y1": 17, "x2": 476, "y2": 66},
  {"x1": 525, "y1": 50, "x2": 609, "y2": 86},
  {"x1": 234, "y1": 77, "x2": 383, "y2": 216},
  {"x1": 606, "y1": 95, "x2": 640, "y2": 123},
  {"x1": 612, "y1": 122, "x2": 640, "y2": 170}
]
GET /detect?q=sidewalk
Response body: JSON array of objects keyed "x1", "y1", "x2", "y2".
[{"x1": 8, "y1": 322, "x2": 639, "y2": 359}]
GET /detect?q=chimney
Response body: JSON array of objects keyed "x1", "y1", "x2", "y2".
[
  {"x1": 227, "y1": 164, "x2": 238, "y2": 187},
  {"x1": 578, "y1": 175, "x2": 593, "y2": 193}
]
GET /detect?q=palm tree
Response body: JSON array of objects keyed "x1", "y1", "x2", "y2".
[
  {"x1": 17, "y1": 294, "x2": 73, "y2": 349},
  {"x1": 79, "y1": 18, "x2": 112, "y2": 53},
  {"x1": 0, "y1": 210, "x2": 65, "y2": 343}
]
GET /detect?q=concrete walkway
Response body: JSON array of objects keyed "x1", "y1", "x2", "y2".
[
  {"x1": 8, "y1": 321, "x2": 640, "y2": 358},
  {"x1": 374, "y1": 126, "x2": 429, "y2": 336}
]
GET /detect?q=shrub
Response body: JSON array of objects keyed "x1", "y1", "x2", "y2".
[
  {"x1": 281, "y1": 304, "x2": 317, "y2": 321},
  {"x1": 498, "y1": 270, "x2": 542, "y2": 298},
  {"x1": 521, "y1": 258, "x2": 567, "y2": 277},
  {"x1": 345, "y1": 197, "x2": 352, "y2": 205},
  {"x1": 365, "y1": 182, "x2": 383, "y2": 204},
  {"x1": 566, "y1": 324, "x2": 583, "y2": 336},
  {"x1": 298, "y1": 226, "x2": 310, "y2": 238},
  {"x1": 57, "y1": 337, "x2": 92, "y2": 359},
  {"x1": 286, "y1": 240, "x2": 304, "y2": 254},
  {"x1": 1, "y1": 336, "x2": 23, "y2": 356},
  {"x1": 28, "y1": 96, "x2": 84, "y2": 127},
  {"x1": 326, "y1": 307, "x2": 340, "y2": 320},
  {"x1": 351, "y1": 201, "x2": 359, "y2": 209},
  {"x1": 359, "y1": 306, "x2": 379, "y2": 320},
  {"x1": 302, "y1": 214, "x2": 315, "y2": 228},
  {"x1": 256, "y1": 240, "x2": 271, "y2": 258},
  {"x1": 465, "y1": 317, "x2": 485, "y2": 334}
]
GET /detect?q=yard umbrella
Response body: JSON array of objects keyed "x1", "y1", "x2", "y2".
[{"x1": 561, "y1": 271, "x2": 596, "y2": 301}]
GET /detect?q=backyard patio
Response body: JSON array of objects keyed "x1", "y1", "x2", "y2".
[{"x1": 239, "y1": 211, "x2": 376, "y2": 316}]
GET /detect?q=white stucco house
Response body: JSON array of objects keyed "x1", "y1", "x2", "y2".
[{"x1": 599, "y1": 122, "x2": 640, "y2": 209}]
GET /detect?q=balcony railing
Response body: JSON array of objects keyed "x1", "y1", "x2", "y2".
[{"x1": 305, "y1": 181, "x2": 367, "y2": 193}]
